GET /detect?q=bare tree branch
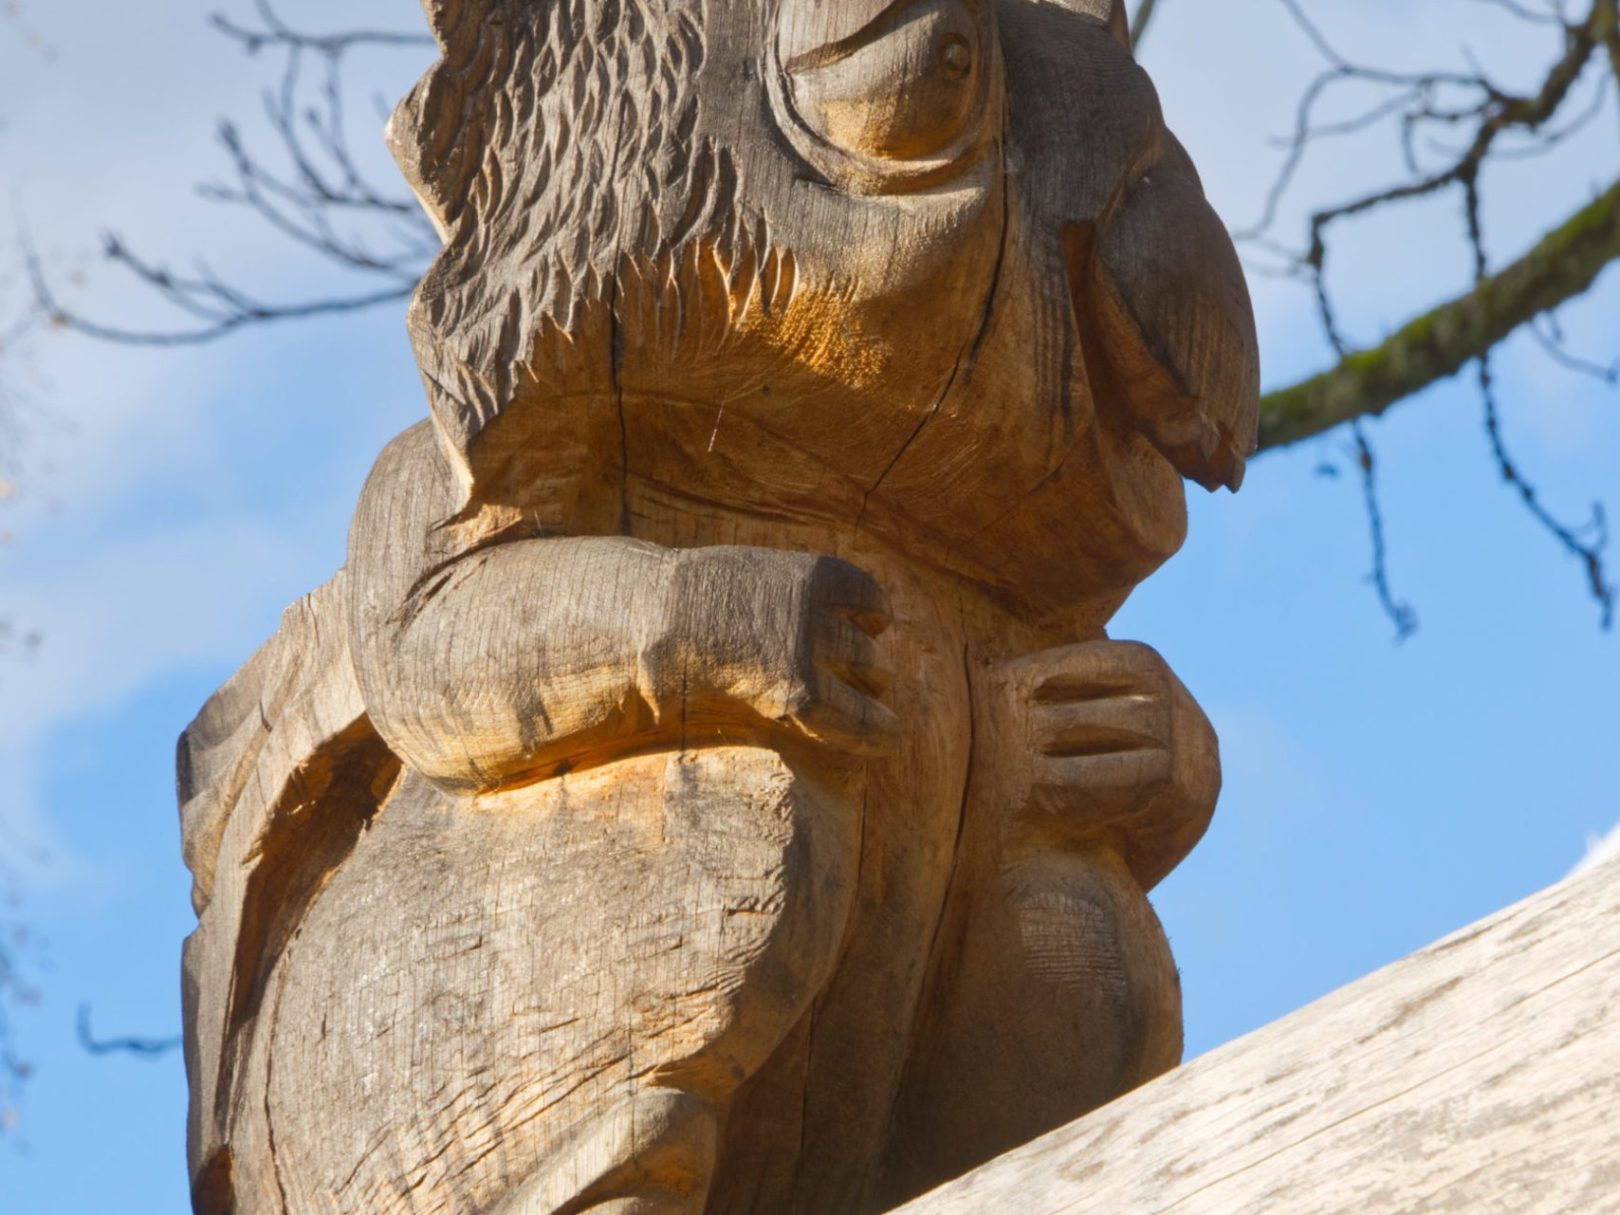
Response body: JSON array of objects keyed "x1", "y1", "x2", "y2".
[
  {"x1": 1259, "y1": 179, "x2": 1620, "y2": 450},
  {"x1": 209, "y1": 0, "x2": 432, "y2": 56},
  {"x1": 29, "y1": 1, "x2": 434, "y2": 345},
  {"x1": 1131, "y1": 0, "x2": 1162, "y2": 51},
  {"x1": 27, "y1": 237, "x2": 415, "y2": 347},
  {"x1": 1528, "y1": 312, "x2": 1620, "y2": 383},
  {"x1": 1462, "y1": 170, "x2": 1615, "y2": 630},
  {"x1": 1349, "y1": 421, "x2": 1419, "y2": 641},
  {"x1": 1247, "y1": 0, "x2": 1619, "y2": 634},
  {"x1": 1478, "y1": 353, "x2": 1615, "y2": 627},
  {"x1": 75, "y1": 1004, "x2": 182, "y2": 1059}
]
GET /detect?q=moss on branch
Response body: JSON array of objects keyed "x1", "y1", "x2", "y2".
[{"x1": 1259, "y1": 180, "x2": 1620, "y2": 451}]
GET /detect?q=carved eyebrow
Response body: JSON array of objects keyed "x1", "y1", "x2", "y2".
[{"x1": 782, "y1": 0, "x2": 969, "y2": 76}]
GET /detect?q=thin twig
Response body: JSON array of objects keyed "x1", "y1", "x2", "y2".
[
  {"x1": 75, "y1": 1005, "x2": 182, "y2": 1059},
  {"x1": 1464, "y1": 178, "x2": 1615, "y2": 628},
  {"x1": 1132, "y1": 0, "x2": 1162, "y2": 51},
  {"x1": 30, "y1": 0, "x2": 434, "y2": 345},
  {"x1": 1350, "y1": 421, "x2": 1418, "y2": 641},
  {"x1": 1478, "y1": 355, "x2": 1615, "y2": 628}
]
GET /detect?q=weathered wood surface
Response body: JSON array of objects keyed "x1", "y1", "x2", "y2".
[
  {"x1": 178, "y1": 1, "x2": 1261, "y2": 1211},
  {"x1": 898, "y1": 856, "x2": 1620, "y2": 1215},
  {"x1": 176, "y1": 574, "x2": 396, "y2": 1208}
]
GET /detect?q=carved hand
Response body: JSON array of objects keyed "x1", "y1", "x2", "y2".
[
  {"x1": 989, "y1": 641, "x2": 1218, "y2": 888},
  {"x1": 646, "y1": 547, "x2": 899, "y2": 760}
]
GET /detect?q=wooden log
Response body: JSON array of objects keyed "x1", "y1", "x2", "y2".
[{"x1": 897, "y1": 856, "x2": 1620, "y2": 1215}]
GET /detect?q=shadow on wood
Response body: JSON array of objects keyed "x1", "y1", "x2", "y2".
[{"x1": 897, "y1": 856, "x2": 1620, "y2": 1215}]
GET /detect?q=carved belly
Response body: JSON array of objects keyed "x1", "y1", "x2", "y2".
[{"x1": 251, "y1": 748, "x2": 858, "y2": 1215}]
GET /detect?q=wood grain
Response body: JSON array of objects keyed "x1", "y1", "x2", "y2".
[
  {"x1": 897, "y1": 856, "x2": 1620, "y2": 1215},
  {"x1": 178, "y1": 1, "x2": 1259, "y2": 1211}
]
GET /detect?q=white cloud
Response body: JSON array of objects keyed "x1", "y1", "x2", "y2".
[
  {"x1": 1570, "y1": 822, "x2": 1620, "y2": 879},
  {"x1": 1, "y1": 0, "x2": 1614, "y2": 898},
  {"x1": 0, "y1": 513, "x2": 318, "y2": 885},
  {"x1": 1, "y1": 0, "x2": 428, "y2": 484},
  {"x1": 0, "y1": 1, "x2": 434, "y2": 897},
  {"x1": 1, "y1": 520, "x2": 309, "y2": 733}
]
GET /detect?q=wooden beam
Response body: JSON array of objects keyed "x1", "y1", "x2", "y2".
[{"x1": 897, "y1": 856, "x2": 1620, "y2": 1214}]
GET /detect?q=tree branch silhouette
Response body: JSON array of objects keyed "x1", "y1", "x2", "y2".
[
  {"x1": 30, "y1": 1, "x2": 434, "y2": 345},
  {"x1": 75, "y1": 1005, "x2": 182, "y2": 1060},
  {"x1": 29, "y1": 0, "x2": 1620, "y2": 635},
  {"x1": 1247, "y1": 0, "x2": 1618, "y2": 635}
]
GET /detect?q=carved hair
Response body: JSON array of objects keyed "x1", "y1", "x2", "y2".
[{"x1": 390, "y1": 0, "x2": 750, "y2": 481}]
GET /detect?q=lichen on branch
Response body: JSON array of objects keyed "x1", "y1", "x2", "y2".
[{"x1": 1258, "y1": 180, "x2": 1620, "y2": 451}]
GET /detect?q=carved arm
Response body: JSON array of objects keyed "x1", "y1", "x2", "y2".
[{"x1": 347, "y1": 424, "x2": 895, "y2": 790}]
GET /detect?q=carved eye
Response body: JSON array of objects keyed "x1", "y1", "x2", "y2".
[{"x1": 773, "y1": 0, "x2": 997, "y2": 191}]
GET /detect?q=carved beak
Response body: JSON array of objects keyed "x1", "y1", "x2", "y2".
[
  {"x1": 999, "y1": 0, "x2": 1259, "y2": 492},
  {"x1": 1065, "y1": 158, "x2": 1260, "y2": 492}
]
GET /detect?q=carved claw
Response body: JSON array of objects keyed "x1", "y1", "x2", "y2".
[
  {"x1": 651, "y1": 547, "x2": 900, "y2": 759},
  {"x1": 993, "y1": 639, "x2": 1219, "y2": 888}
]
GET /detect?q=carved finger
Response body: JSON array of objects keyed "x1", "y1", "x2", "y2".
[
  {"x1": 814, "y1": 614, "x2": 893, "y2": 699},
  {"x1": 788, "y1": 668, "x2": 901, "y2": 757},
  {"x1": 1035, "y1": 748, "x2": 1172, "y2": 801},
  {"x1": 1024, "y1": 640, "x2": 1168, "y2": 702},
  {"x1": 1032, "y1": 694, "x2": 1168, "y2": 757},
  {"x1": 810, "y1": 556, "x2": 892, "y2": 638}
]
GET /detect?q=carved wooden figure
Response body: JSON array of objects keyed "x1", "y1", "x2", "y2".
[{"x1": 177, "y1": 1, "x2": 1259, "y2": 1212}]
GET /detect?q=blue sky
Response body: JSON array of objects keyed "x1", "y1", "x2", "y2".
[{"x1": 2, "y1": 1, "x2": 1617, "y2": 1210}]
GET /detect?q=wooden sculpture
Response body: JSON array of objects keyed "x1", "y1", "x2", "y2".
[{"x1": 176, "y1": 1, "x2": 1259, "y2": 1212}]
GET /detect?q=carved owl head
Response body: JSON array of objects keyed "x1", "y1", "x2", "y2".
[{"x1": 390, "y1": 0, "x2": 1258, "y2": 608}]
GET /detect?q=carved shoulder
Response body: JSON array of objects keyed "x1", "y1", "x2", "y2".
[
  {"x1": 177, "y1": 573, "x2": 398, "y2": 1194},
  {"x1": 347, "y1": 420, "x2": 464, "y2": 619}
]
